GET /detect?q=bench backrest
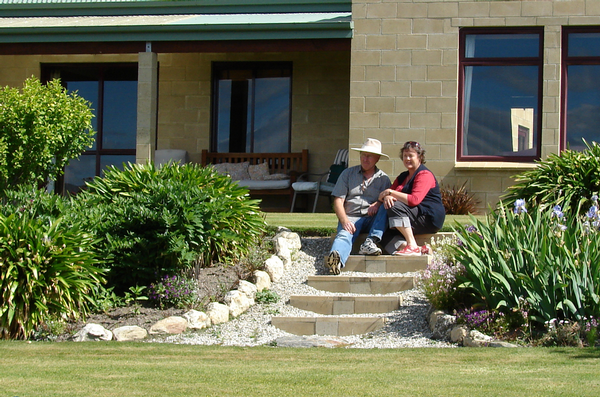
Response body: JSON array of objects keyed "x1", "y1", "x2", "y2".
[{"x1": 201, "y1": 149, "x2": 309, "y2": 175}]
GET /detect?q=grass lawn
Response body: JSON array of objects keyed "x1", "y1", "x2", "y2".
[
  {"x1": 264, "y1": 213, "x2": 484, "y2": 233},
  {"x1": 1, "y1": 342, "x2": 599, "y2": 396}
]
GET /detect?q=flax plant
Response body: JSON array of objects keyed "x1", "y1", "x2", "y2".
[
  {"x1": 451, "y1": 199, "x2": 600, "y2": 327},
  {"x1": 0, "y1": 213, "x2": 105, "y2": 339}
]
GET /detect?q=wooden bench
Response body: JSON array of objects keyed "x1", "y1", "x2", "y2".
[{"x1": 200, "y1": 149, "x2": 309, "y2": 197}]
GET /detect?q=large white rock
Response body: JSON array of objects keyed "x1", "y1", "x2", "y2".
[
  {"x1": 275, "y1": 230, "x2": 301, "y2": 251},
  {"x1": 206, "y1": 302, "x2": 229, "y2": 325},
  {"x1": 237, "y1": 280, "x2": 258, "y2": 301},
  {"x1": 149, "y1": 316, "x2": 188, "y2": 335},
  {"x1": 113, "y1": 326, "x2": 148, "y2": 342},
  {"x1": 73, "y1": 323, "x2": 113, "y2": 342},
  {"x1": 183, "y1": 309, "x2": 211, "y2": 330},
  {"x1": 264, "y1": 255, "x2": 284, "y2": 282},
  {"x1": 253, "y1": 270, "x2": 271, "y2": 292},
  {"x1": 224, "y1": 290, "x2": 253, "y2": 317},
  {"x1": 276, "y1": 242, "x2": 292, "y2": 268}
]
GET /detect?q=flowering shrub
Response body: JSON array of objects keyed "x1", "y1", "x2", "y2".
[
  {"x1": 417, "y1": 260, "x2": 464, "y2": 311},
  {"x1": 148, "y1": 275, "x2": 198, "y2": 309}
]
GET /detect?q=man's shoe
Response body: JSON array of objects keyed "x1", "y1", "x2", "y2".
[
  {"x1": 326, "y1": 251, "x2": 342, "y2": 275},
  {"x1": 392, "y1": 245, "x2": 421, "y2": 256},
  {"x1": 358, "y1": 238, "x2": 382, "y2": 256}
]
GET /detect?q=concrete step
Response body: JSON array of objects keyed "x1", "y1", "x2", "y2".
[
  {"x1": 289, "y1": 295, "x2": 403, "y2": 315},
  {"x1": 307, "y1": 275, "x2": 414, "y2": 294},
  {"x1": 271, "y1": 316, "x2": 385, "y2": 336},
  {"x1": 343, "y1": 254, "x2": 430, "y2": 273}
]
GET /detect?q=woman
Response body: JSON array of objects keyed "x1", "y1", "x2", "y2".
[{"x1": 378, "y1": 141, "x2": 445, "y2": 256}]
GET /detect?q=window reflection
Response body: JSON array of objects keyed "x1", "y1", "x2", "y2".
[
  {"x1": 43, "y1": 64, "x2": 138, "y2": 194},
  {"x1": 459, "y1": 29, "x2": 542, "y2": 161},
  {"x1": 213, "y1": 63, "x2": 291, "y2": 153},
  {"x1": 566, "y1": 65, "x2": 600, "y2": 151}
]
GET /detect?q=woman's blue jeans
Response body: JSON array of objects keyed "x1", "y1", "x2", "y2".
[{"x1": 330, "y1": 205, "x2": 388, "y2": 267}]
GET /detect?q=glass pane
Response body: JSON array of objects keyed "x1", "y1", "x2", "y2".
[
  {"x1": 566, "y1": 65, "x2": 600, "y2": 151},
  {"x1": 252, "y1": 77, "x2": 290, "y2": 152},
  {"x1": 102, "y1": 80, "x2": 137, "y2": 149},
  {"x1": 465, "y1": 34, "x2": 539, "y2": 58},
  {"x1": 63, "y1": 155, "x2": 96, "y2": 194},
  {"x1": 463, "y1": 65, "x2": 538, "y2": 156},
  {"x1": 568, "y1": 33, "x2": 600, "y2": 57},
  {"x1": 100, "y1": 155, "x2": 137, "y2": 177},
  {"x1": 216, "y1": 80, "x2": 232, "y2": 153},
  {"x1": 66, "y1": 81, "x2": 98, "y2": 150}
]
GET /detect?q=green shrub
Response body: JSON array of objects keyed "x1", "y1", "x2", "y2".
[
  {"x1": 0, "y1": 77, "x2": 95, "y2": 192},
  {"x1": 0, "y1": 212, "x2": 105, "y2": 339},
  {"x1": 71, "y1": 162, "x2": 266, "y2": 291},
  {"x1": 255, "y1": 289, "x2": 280, "y2": 304},
  {"x1": 451, "y1": 200, "x2": 600, "y2": 327},
  {"x1": 0, "y1": 185, "x2": 68, "y2": 221},
  {"x1": 503, "y1": 140, "x2": 600, "y2": 214}
]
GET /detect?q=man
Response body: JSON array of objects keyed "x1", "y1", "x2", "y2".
[{"x1": 325, "y1": 138, "x2": 391, "y2": 275}]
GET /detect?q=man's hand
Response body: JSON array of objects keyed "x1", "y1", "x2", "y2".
[{"x1": 367, "y1": 201, "x2": 381, "y2": 217}]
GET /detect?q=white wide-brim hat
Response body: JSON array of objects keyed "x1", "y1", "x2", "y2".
[{"x1": 350, "y1": 138, "x2": 389, "y2": 159}]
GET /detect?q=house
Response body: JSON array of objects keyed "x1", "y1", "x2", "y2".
[{"x1": 1, "y1": 0, "x2": 598, "y2": 212}]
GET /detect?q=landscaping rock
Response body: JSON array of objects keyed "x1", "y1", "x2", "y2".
[
  {"x1": 450, "y1": 325, "x2": 468, "y2": 344},
  {"x1": 183, "y1": 310, "x2": 211, "y2": 330},
  {"x1": 149, "y1": 316, "x2": 187, "y2": 335},
  {"x1": 73, "y1": 323, "x2": 113, "y2": 342},
  {"x1": 428, "y1": 310, "x2": 456, "y2": 340},
  {"x1": 237, "y1": 280, "x2": 258, "y2": 301},
  {"x1": 264, "y1": 255, "x2": 284, "y2": 282},
  {"x1": 113, "y1": 326, "x2": 148, "y2": 341},
  {"x1": 224, "y1": 290, "x2": 253, "y2": 317},
  {"x1": 253, "y1": 270, "x2": 271, "y2": 292},
  {"x1": 206, "y1": 302, "x2": 229, "y2": 325}
]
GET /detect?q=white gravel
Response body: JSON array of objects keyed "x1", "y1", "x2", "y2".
[{"x1": 161, "y1": 237, "x2": 455, "y2": 348}]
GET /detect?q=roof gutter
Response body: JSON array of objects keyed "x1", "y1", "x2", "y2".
[{"x1": 0, "y1": 0, "x2": 352, "y2": 17}]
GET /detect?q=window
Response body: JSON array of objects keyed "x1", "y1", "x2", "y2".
[
  {"x1": 458, "y1": 28, "x2": 543, "y2": 162},
  {"x1": 42, "y1": 64, "x2": 137, "y2": 194},
  {"x1": 562, "y1": 27, "x2": 600, "y2": 151},
  {"x1": 212, "y1": 62, "x2": 291, "y2": 153}
]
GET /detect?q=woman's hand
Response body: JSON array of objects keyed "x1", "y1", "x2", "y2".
[
  {"x1": 382, "y1": 194, "x2": 396, "y2": 209},
  {"x1": 378, "y1": 189, "x2": 391, "y2": 201}
]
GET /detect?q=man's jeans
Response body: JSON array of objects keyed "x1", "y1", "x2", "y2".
[{"x1": 330, "y1": 205, "x2": 388, "y2": 266}]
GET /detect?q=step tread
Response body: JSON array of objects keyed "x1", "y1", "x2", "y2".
[
  {"x1": 307, "y1": 275, "x2": 414, "y2": 294},
  {"x1": 271, "y1": 316, "x2": 385, "y2": 336},
  {"x1": 289, "y1": 295, "x2": 403, "y2": 315}
]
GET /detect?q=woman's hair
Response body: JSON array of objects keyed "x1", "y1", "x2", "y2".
[{"x1": 401, "y1": 141, "x2": 426, "y2": 164}]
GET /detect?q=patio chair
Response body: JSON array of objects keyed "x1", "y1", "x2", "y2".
[{"x1": 290, "y1": 149, "x2": 348, "y2": 213}]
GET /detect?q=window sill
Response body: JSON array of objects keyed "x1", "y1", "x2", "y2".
[{"x1": 454, "y1": 161, "x2": 538, "y2": 170}]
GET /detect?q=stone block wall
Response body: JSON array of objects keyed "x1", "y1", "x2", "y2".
[{"x1": 350, "y1": 0, "x2": 599, "y2": 212}]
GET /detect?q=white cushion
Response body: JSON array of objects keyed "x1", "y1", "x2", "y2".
[
  {"x1": 155, "y1": 149, "x2": 188, "y2": 166},
  {"x1": 237, "y1": 179, "x2": 291, "y2": 190},
  {"x1": 319, "y1": 182, "x2": 335, "y2": 193},
  {"x1": 292, "y1": 181, "x2": 319, "y2": 192}
]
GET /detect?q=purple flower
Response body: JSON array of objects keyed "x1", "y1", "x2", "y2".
[{"x1": 513, "y1": 199, "x2": 527, "y2": 214}]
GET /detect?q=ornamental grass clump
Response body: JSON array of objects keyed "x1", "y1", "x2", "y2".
[
  {"x1": 0, "y1": 212, "x2": 105, "y2": 339},
  {"x1": 503, "y1": 139, "x2": 600, "y2": 215}
]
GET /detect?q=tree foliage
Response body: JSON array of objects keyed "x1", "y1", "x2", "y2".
[{"x1": 0, "y1": 77, "x2": 95, "y2": 192}]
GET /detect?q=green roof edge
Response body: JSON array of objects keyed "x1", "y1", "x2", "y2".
[{"x1": 0, "y1": 0, "x2": 352, "y2": 17}]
